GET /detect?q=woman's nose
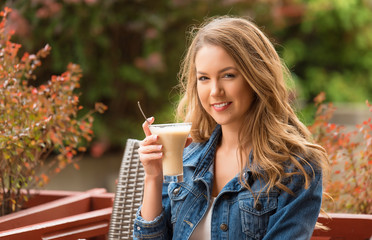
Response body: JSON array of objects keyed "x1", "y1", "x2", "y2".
[{"x1": 210, "y1": 80, "x2": 224, "y2": 96}]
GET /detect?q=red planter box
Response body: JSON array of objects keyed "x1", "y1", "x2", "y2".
[
  {"x1": 312, "y1": 213, "x2": 372, "y2": 240},
  {"x1": 1, "y1": 189, "x2": 370, "y2": 239},
  {"x1": 0, "y1": 188, "x2": 113, "y2": 240}
]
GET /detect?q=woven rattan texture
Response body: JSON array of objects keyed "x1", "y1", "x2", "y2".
[{"x1": 108, "y1": 139, "x2": 144, "y2": 239}]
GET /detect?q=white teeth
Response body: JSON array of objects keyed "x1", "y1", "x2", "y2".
[{"x1": 213, "y1": 102, "x2": 229, "y2": 108}]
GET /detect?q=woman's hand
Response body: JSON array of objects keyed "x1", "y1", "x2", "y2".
[
  {"x1": 139, "y1": 117, "x2": 193, "y2": 179},
  {"x1": 138, "y1": 117, "x2": 163, "y2": 180},
  {"x1": 138, "y1": 117, "x2": 192, "y2": 221}
]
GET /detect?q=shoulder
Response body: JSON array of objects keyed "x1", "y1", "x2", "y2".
[
  {"x1": 280, "y1": 154, "x2": 324, "y2": 194},
  {"x1": 183, "y1": 141, "x2": 207, "y2": 166},
  {"x1": 183, "y1": 124, "x2": 222, "y2": 166},
  {"x1": 282, "y1": 152, "x2": 323, "y2": 175}
]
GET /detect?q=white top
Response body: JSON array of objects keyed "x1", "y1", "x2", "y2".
[{"x1": 189, "y1": 197, "x2": 216, "y2": 240}]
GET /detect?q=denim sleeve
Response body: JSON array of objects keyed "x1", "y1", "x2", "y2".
[
  {"x1": 133, "y1": 183, "x2": 172, "y2": 240},
  {"x1": 263, "y1": 168, "x2": 323, "y2": 240}
]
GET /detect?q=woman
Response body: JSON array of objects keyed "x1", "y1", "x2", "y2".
[{"x1": 134, "y1": 16, "x2": 329, "y2": 240}]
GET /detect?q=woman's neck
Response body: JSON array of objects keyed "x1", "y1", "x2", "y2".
[
  {"x1": 219, "y1": 124, "x2": 252, "y2": 158},
  {"x1": 220, "y1": 126, "x2": 239, "y2": 149}
]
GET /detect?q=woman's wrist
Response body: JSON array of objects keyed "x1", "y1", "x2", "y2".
[
  {"x1": 144, "y1": 174, "x2": 163, "y2": 185},
  {"x1": 141, "y1": 174, "x2": 163, "y2": 221}
]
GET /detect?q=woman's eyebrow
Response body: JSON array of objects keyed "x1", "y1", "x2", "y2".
[{"x1": 196, "y1": 66, "x2": 236, "y2": 75}]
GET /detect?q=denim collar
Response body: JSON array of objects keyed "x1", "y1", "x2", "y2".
[
  {"x1": 183, "y1": 125, "x2": 254, "y2": 190},
  {"x1": 183, "y1": 124, "x2": 254, "y2": 167},
  {"x1": 183, "y1": 124, "x2": 221, "y2": 169}
]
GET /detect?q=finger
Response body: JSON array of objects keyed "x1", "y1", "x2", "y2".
[
  {"x1": 142, "y1": 117, "x2": 155, "y2": 136},
  {"x1": 139, "y1": 152, "x2": 163, "y2": 163},
  {"x1": 138, "y1": 144, "x2": 163, "y2": 154},
  {"x1": 140, "y1": 134, "x2": 159, "y2": 147},
  {"x1": 185, "y1": 137, "x2": 192, "y2": 147}
]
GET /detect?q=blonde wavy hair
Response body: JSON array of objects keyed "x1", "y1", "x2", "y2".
[{"x1": 176, "y1": 16, "x2": 329, "y2": 195}]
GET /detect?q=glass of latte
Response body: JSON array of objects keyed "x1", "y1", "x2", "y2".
[{"x1": 149, "y1": 122, "x2": 192, "y2": 183}]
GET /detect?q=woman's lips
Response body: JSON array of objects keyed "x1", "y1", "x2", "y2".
[{"x1": 211, "y1": 102, "x2": 232, "y2": 112}]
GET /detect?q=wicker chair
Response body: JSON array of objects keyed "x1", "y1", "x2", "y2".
[{"x1": 108, "y1": 139, "x2": 144, "y2": 240}]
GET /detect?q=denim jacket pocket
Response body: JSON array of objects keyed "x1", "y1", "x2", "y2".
[
  {"x1": 239, "y1": 194, "x2": 278, "y2": 240},
  {"x1": 168, "y1": 183, "x2": 189, "y2": 224}
]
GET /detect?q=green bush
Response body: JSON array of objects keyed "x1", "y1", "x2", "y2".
[{"x1": 2, "y1": 0, "x2": 371, "y2": 147}]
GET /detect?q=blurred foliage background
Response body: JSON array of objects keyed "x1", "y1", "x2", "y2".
[{"x1": 2, "y1": 0, "x2": 372, "y2": 151}]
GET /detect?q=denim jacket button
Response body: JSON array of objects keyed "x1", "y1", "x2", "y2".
[
  {"x1": 173, "y1": 187, "x2": 181, "y2": 195},
  {"x1": 220, "y1": 223, "x2": 228, "y2": 231},
  {"x1": 255, "y1": 202, "x2": 262, "y2": 211}
]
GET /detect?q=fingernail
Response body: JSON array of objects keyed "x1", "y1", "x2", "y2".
[
  {"x1": 147, "y1": 117, "x2": 154, "y2": 122},
  {"x1": 157, "y1": 145, "x2": 163, "y2": 150},
  {"x1": 153, "y1": 135, "x2": 158, "y2": 140}
]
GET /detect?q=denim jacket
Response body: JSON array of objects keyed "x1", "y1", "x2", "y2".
[{"x1": 133, "y1": 125, "x2": 323, "y2": 240}]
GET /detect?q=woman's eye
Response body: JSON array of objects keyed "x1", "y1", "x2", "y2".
[
  {"x1": 223, "y1": 73, "x2": 235, "y2": 78},
  {"x1": 198, "y1": 76, "x2": 208, "y2": 81}
]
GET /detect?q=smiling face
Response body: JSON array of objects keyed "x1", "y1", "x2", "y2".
[{"x1": 195, "y1": 45, "x2": 255, "y2": 130}]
